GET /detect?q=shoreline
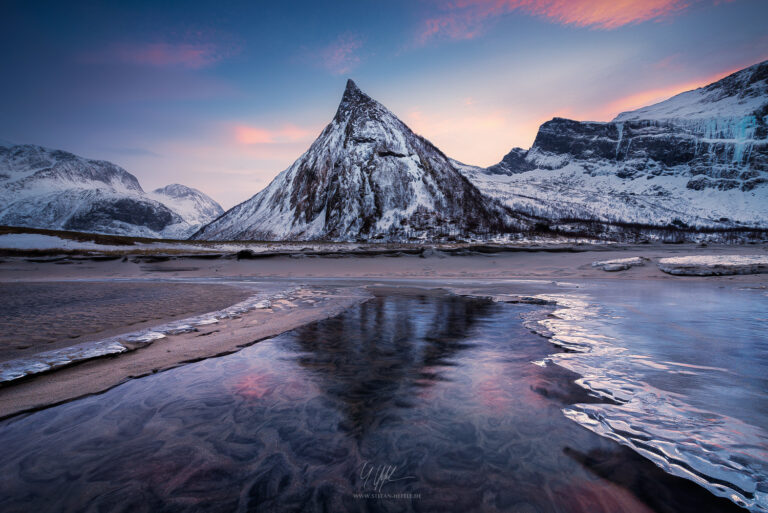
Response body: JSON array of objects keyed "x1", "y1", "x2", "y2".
[
  {"x1": 1, "y1": 245, "x2": 766, "y2": 418},
  {"x1": 0, "y1": 286, "x2": 371, "y2": 420},
  {"x1": 0, "y1": 284, "x2": 740, "y2": 511}
]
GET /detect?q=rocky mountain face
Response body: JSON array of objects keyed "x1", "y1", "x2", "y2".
[
  {"x1": 0, "y1": 144, "x2": 223, "y2": 238},
  {"x1": 461, "y1": 60, "x2": 768, "y2": 231},
  {"x1": 193, "y1": 80, "x2": 527, "y2": 241}
]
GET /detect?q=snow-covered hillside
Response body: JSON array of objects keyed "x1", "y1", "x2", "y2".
[
  {"x1": 149, "y1": 184, "x2": 224, "y2": 231},
  {"x1": 0, "y1": 144, "x2": 223, "y2": 238},
  {"x1": 461, "y1": 60, "x2": 768, "y2": 230},
  {"x1": 193, "y1": 80, "x2": 528, "y2": 241}
]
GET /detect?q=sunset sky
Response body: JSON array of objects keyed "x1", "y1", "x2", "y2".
[{"x1": 2, "y1": 0, "x2": 767, "y2": 208}]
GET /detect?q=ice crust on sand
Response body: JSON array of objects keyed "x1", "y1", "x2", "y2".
[
  {"x1": 659, "y1": 255, "x2": 768, "y2": 275},
  {"x1": 0, "y1": 286, "x2": 294, "y2": 383},
  {"x1": 591, "y1": 256, "x2": 647, "y2": 271},
  {"x1": 525, "y1": 293, "x2": 768, "y2": 512}
]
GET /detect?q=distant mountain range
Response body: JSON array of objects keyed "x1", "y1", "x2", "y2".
[
  {"x1": 2, "y1": 60, "x2": 766, "y2": 242},
  {"x1": 0, "y1": 144, "x2": 222, "y2": 238}
]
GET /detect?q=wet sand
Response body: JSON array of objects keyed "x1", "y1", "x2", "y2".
[
  {"x1": 0, "y1": 286, "x2": 369, "y2": 419},
  {"x1": 0, "y1": 281, "x2": 253, "y2": 363}
]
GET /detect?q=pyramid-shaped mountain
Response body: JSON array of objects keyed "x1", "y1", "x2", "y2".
[{"x1": 193, "y1": 80, "x2": 527, "y2": 241}]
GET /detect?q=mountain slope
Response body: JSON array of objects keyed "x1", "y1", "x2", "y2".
[
  {"x1": 0, "y1": 144, "x2": 222, "y2": 238},
  {"x1": 149, "y1": 184, "x2": 224, "y2": 230},
  {"x1": 194, "y1": 80, "x2": 527, "y2": 241},
  {"x1": 461, "y1": 60, "x2": 768, "y2": 230}
]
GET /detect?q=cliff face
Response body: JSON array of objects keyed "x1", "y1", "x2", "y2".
[
  {"x1": 529, "y1": 114, "x2": 766, "y2": 191},
  {"x1": 462, "y1": 60, "x2": 768, "y2": 229}
]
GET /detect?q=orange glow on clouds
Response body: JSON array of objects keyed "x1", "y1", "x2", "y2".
[
  {"x1": 405, "y1": 106, "x2": 550, "y2": 166},
  {"x1": 400, "y1": 63, "x2": 745, "y2": 166},
  {"x1": 234, "y1": 123, "x2": 314, "y2": 145},
  {"x1": 421, "y1": 0, "x2": 692, "y2": 42}
]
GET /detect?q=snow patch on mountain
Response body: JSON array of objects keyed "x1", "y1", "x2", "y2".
[{"x1": 614, "y1": 60, "x2": 768, "y2": 122}]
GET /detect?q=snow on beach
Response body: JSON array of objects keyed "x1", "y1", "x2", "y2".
[
  {"x1": 591, "y1": 256, "x2": 647, "y2": 271},
  {"x1": 659, "y1": 255, "x2": 768, "y2": 275},
  {"x1": 0, "y1": 233, "x2": 354, "y2": 254},
  {"x1": 0, "y1": 233, "x2": 140, "y2": 251}
]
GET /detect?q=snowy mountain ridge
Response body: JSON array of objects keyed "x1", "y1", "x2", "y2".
[
  {"x1": 0, "y1": 144, "x2": 223, "y2": 238},
  {"x1": 614, "y1": 60, "x2": 768, "y2": 122}
]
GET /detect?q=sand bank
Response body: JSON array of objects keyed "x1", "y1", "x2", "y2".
[{"x1": 0, "y1": 286, "x2": 370, "y2": 419}]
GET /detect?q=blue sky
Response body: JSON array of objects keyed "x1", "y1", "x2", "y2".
[{"x1": 1, "y1": 0, "x2": 767, "y2": 208}]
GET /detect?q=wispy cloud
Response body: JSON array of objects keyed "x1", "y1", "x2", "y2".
[
  {"x1": 111, "y1": 43, "x2": 228, "y2": 69},
  {"x1": 419, "y1": 0, "x2": 693, "y2": 43},
  {"x1": 233, "y1": 123, "x2": 315, "y2": 145},
  {"x1": 316, "y1": 34, "x2": 364, "y2": 75},
  {"x1": 84, "y1": 31, "x2": 240, "y2": 70}
]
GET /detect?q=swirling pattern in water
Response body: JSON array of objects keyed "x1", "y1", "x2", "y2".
[{"x1": 0, "y1": 292, "x2": 744, "y2": 513}]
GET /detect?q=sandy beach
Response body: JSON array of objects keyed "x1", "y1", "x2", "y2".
[{"x1": 2, "y1": 242, "x2": 767, "y2": 282}]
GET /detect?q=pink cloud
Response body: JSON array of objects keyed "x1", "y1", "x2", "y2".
[
  {"x1": 87, "y1": 39, "x2": 237, "y2": 69},
  {"x1": 120, "y1": 43, "x2": 223, "y2": 68},
  {"x1": 419, "y1": 0, "x2": 693, "y2": 43},
  {"x1": 234, "y1": 123, "x2": 314, "y2": 145},
  {"x1": 317, "y1": 34, "x2": 364, "y2": 75}
]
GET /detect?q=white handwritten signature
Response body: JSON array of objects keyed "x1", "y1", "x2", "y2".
[{"x1": 359, "y1": 461, "x2": 416, "y2": 492}]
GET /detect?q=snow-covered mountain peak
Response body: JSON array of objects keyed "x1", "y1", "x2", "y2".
[
  {"x1": 152, "y1": 183, "x2": 203, "y2": 199},
  {"x1": 338, "y1": 79, "x2": 369, "y2": 109},
  {"x1": 193, "y1": 80, "x2": 525, "y2": 241},
  {"x1": 149, "y1": 184, "x2": 224, "y2": 228},
  {"x1": 0, "y1": 144, "x2": 144, "y2": 194},
  {"x1": 463, "y1": 59, "x2": 768, "y2": 233}
]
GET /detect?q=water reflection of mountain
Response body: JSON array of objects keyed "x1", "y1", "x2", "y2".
[{"x1": 286, "y1": 291, "x2": 495, "y2": 437}]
